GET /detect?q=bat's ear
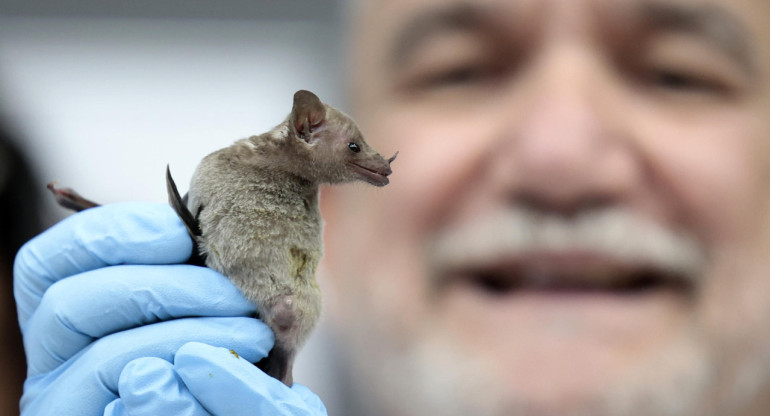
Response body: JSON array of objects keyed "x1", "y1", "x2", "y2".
[{"x1": 291, "y1": 90, "x2": 326, "y2": 143}]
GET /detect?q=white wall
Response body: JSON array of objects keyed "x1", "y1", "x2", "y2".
[{"x1": 0, "y1": 16, "x2": 343, "y2": 209}]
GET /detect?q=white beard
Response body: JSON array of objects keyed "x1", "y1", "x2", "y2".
[
  {"x1": 337, "y1": 208, "x2": 770, "y2": 416},
  {"x1": 343, "y1": 319, "x2": 770, "y2": 416}
]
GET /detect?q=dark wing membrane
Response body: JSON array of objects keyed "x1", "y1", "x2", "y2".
[
  {"x1": 165, "y1": 165, "x2": 201, "y2": 238},
  {"x1": 46, "y1": 182, "x2": 100, "y2": 212}
]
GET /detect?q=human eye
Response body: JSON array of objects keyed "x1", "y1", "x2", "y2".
[
  {"x1": 632, "y1": 34, "x2": 748, "y2": 100},
  {"x1": 416, "y1": 61, "x2": 495, "y2": 90},
  {"x1": 393, "y1": 32, "x2": 501, "y2": 95},
  {"x1": 643, "y1": 67, "x2": 727, "y2": 95}
]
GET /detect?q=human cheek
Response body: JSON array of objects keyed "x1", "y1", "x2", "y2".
[
  {"x1": 631, "y1": 107, "x2": 766, "y2": 246},
  {"x1": 365, "y1": 105, "x2": 501, "y2": 237}
]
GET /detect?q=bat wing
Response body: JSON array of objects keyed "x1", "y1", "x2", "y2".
[
  {"x1": 47, "y1": 182, "x2": 100, "y2": 212},
  {"x1": 166, "y1": 165, "x2": 206, "y2": 266},
  {"x1": 165, "y1": 165, "x2": 200, "y2": 237}
]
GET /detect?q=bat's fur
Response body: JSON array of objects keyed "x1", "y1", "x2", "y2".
[{"x1": 170, "y1": 90, "x2": 395, "y2": 386}]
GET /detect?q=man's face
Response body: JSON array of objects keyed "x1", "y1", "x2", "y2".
[{"x1": 323, "y1": 0, "x2": 770, "y2": 414}]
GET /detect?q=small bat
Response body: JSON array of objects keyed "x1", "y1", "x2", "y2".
[{"x1": 48, "y1": 90, "x2": 397, "y2": 386}]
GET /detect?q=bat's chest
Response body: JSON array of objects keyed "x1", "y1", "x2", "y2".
[
  {"x1": 246, "y1": 184, "x2": 321, "y2": 234},
  {"x1": 200, "y1": 196, "x2": 323, "y2": 290},
  {"x1": 199, "y1": 179, "x2": 323, "y2": 260}
]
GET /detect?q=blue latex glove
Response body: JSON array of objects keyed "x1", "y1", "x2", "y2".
[
  {"x1": 13, "y1": 202, "x2": 327, "y2": 416},
  {"x1": 103, "y1": 342, "x2": 327, "y2": 416}
]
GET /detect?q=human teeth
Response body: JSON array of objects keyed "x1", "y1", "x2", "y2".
[
  {"x1": 523, "y1": 266, "x2": 556, "y2": 288},
  {"x1": 588, "y1": 266, "x2": 619, "y2": 286},
  {"x1": 515, "y1": 263, "x2": 631, "y2": 289}
]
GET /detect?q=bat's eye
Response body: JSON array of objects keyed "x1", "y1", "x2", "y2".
[{"x1": 348, "y1": 142, "x2": 361, "y2": 153}]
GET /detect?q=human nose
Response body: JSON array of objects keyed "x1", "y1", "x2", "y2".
[{"x1": 494, "y1": 49, "x2": 638, "y2": 215}]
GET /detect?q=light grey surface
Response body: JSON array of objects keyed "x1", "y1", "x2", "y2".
[{"x1": 0, "y1": 0, "x2": 338, "y2": 20}]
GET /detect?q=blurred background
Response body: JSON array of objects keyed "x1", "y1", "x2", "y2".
[
  {"x1": 0, "y1": 0, "x2": 345, "y2": 211},
  {"x1": 0, "y1": 0, "x2": 347, "y2": 413}
]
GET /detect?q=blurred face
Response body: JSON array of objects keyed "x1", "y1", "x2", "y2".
[{"x1": 323, "y1": 0, "x2": 770, "y2": 415}]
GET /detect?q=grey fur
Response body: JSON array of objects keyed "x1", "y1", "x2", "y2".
[{"x1": 170, "y1": 90, "x2": 395, "y2": 386}]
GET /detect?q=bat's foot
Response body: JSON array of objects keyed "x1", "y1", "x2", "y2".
[
  {"x1": 256, "y1": 343, "x2": 294, "y2": 386},
  {"x1": 47, "y1": 181, "x2": 100, "y2": 212}
]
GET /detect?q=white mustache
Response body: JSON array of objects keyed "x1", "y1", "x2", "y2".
[{"x1": 428, "y1": 207, "x2": 706, "y2": 282}]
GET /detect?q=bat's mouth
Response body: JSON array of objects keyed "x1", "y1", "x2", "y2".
[{"x1": 348, "y1": 162, "x2": 391, "y2": 186}]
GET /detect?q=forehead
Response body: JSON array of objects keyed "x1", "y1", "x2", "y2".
[
  {"x1": 351, "y1": 0, "x2": 770, "y2": 103},
  {"x1": 354, "y1": 0, "x2": 770, "y2": 51}
]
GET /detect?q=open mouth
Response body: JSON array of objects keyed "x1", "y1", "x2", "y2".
[
  {"x1": 347, "y1": 162, "x2": 390, "y2": 186},
  {"x1": 441, "y1": 252, "x2": 695, "y2": 298},
  {"x1": 428, "y1": 208, "x2": 704, "y2": 303}
]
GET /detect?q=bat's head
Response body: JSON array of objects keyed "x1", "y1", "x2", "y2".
[{"x1": 289, "y1": 90, "x2": 397, "y2": 186}]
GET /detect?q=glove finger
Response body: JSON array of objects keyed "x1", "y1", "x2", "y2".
[
  {"x1": 24, "y1": 264, "x2": 256, "y2": 377},
  {"x1": 21, "y1": 317, "x2": 273, "y2": 416},
  {"x1": 117, "y1": 357, "x2": 211, "y2": 416},
  {"x1": 104, "y1": 398, "x2": 127, "y2": 416},
  {"x1": 14, "y1": 202, "x2": 192, "y2": 326},
  {"x1": 175, "y1": 342, "x2": 324, "y2": 416},
  {"x1": 291, "y1": 384, "x2": 328, "y2": 414}
]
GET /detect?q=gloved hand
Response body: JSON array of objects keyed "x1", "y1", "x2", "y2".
[
  {"x1": 103, "y1": 342, "x2": 327, "y2": 416},
  {"x1": 13, "y1": 202, "x2": 327, "y2": 416}
]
